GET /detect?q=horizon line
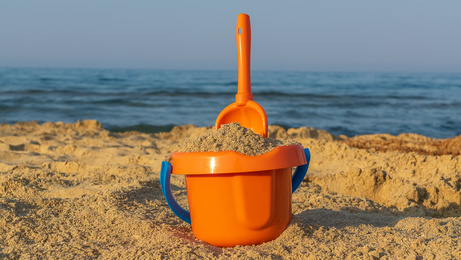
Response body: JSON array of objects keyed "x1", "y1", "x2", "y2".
[{"x1": 1, "y1": 65, "x2": 460, "y2": 75}]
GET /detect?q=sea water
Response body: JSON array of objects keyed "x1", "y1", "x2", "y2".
[{"x1": 0, "y1": 67, "x2": 460, "y2": 138}]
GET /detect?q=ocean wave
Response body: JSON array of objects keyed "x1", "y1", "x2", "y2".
[{"x1": 98, "y1": 77, "x2": 127, "y2": 82}]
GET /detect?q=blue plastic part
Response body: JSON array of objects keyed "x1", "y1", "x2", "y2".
[
  {"x1": 160, "y1": 161, "x2": 191, "y2": 224},
  {"x1": 160, "y1": 147, "x2": 311, "y2": 224},
  {"x1": 292, "y1": 148, "x2": 311, "y2": 193}
]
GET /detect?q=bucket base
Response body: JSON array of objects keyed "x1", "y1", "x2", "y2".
[{"x1": 185, "y1": 168, "x2": 292, "y2": 247}]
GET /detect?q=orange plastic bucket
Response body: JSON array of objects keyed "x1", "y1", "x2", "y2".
[{"x1": 160, "y1": 145, "x2": 310, "y2": 247}]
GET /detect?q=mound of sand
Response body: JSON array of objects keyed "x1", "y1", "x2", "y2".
[
  {"x1": 345, "y1": 133, "x2": 461, "y2": 156},
  {"x1": 172, "y1": 122, "x2": 300, "y2": 155},
  {"x1": 0, "y1": 120, "x2": 460, "y2": 258}
]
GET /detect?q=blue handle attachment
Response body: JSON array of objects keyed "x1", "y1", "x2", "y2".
[{"x1": 160, "y1": 148, "x2": 311, "y2": 224}]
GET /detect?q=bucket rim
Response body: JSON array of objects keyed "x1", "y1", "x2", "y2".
[{"x1": 171, "y1": 144, "x2": 306, "y2": 175}]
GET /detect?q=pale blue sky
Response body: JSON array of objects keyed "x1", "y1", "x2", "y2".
[{"x1": 1, "y1": 1, "x2": 460, "y2": 72}]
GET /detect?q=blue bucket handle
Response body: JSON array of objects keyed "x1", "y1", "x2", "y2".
[
  {"x1": 292, "y1": 148, "x2": 311, "y2": 193},
  {"x1": 160, "y1": 148, "x2": 311, "y2": 224},
  {"x1": 160, "y1": 161, "x2": 192, "y2": 224}
]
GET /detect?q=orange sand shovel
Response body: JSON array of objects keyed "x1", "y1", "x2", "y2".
[{"x1": 215, "y1": 13, "x2": 268, "y2": 138}]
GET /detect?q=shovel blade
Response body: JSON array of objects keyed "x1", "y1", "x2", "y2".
[{"x1": 215, "y1": 100, "x2": 268, "y2": 138}]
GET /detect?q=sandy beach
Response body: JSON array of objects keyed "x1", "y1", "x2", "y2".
[{"x1": 1, "y1": 120, "x2": 460, "y2": 259}]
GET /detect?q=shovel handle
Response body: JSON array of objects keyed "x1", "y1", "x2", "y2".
[{"x1": 236, "y1": 13, "x2": 253, "y2": 106}]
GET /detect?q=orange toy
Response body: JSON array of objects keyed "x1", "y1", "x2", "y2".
[
  {"x1": 215, "y1": 13, "x2": 268, "y2": 137},
  {"x1": 160, "y1": 13, "x2": 311, "y2": 247},
  {"x1": 160, "y1": 145, "x2": 311, "y2": 247}
]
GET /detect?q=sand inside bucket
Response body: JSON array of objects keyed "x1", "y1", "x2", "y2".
[{"x1": 171, "y1": 123, "x2": 300, "y2": 156}]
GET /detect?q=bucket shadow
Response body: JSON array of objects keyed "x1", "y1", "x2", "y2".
[{"x1": 109, "y1": 177, "x2": 188, "y2": 225}]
